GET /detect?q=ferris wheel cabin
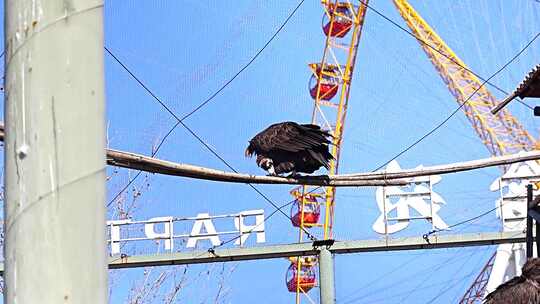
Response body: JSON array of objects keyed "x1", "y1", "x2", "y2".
[
  {"x1": 286, "y1": 260, "x2": 317, "y2": 293},
  {"x1": 322, "y1": 2, "x2": 354, "y2": 38},
  {"x1": 309, "y1": 63, "x2": 343, "y2": 101},
  {"x1": 290, "y1": 194, "x2": 321, "y2": 227}
]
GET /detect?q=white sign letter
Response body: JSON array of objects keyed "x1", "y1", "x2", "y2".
[
  {"x1": 372, "y1": 161, "x2": 448, "y2": 234},
  {"x1": 144, "y1": 217, "x2": 174, "y2": 252},
  {"x1": 234, "y1": 209, "x2": 265, "y2": 246},
  {"x1": 490, "y1": 159, "x2": 540, "y2": 231},
  {"x1": 187, "y1": 213, "x2": 221, "y2": 248},
  {"x1": 107, "y1": 219, "x2": 131, "y2": 255}
]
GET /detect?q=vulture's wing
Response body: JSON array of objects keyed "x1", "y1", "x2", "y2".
[
  {"x1": 246, "y1": 122, "x2": 332, "y2": 158},
  {"x1": 268, "y1": 122, "x2": 331, "y2": 152}
]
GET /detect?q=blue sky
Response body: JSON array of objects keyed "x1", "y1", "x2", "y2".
[{"x1": 4, "y1": 0, "x2": 540, "y2": 303}]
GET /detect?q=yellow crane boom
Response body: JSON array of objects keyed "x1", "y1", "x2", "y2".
[
  {"x1": 392, "y1": 1, "x2": 538, "y2": 302},
  {"x1": 393, "y1": 0, "x2": 536, "y2": 157}
]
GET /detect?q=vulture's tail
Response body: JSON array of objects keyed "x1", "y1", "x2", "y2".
[
  {"x1": 299, "y1": 124, "x2": 334, "y2": 169},
  {"x1": 308, "y1": 148, "x2": 334, "y2": 169}
]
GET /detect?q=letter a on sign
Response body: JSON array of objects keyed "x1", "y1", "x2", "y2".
[{"x1": 187, "y1": 213, "x2": 221, "y2": 248}]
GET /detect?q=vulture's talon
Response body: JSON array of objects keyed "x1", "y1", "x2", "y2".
[{"x1": 287, "y1": 172, "x2": 301, "y2": 178}]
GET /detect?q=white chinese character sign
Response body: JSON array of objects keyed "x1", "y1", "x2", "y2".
[
  {"x1": 372, "y1": 160, "x2": 448, "y2": 234},
  {"x1": 490, "y1": 159, "x2": 540, "y2": 231},
  {"x1": 485, "y1": 158, "x2": 540, "y2": 294}
]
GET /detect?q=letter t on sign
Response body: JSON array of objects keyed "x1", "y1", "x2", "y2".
[{"x1": 107, "y1": 219, "x2": 131, "y2": 255}]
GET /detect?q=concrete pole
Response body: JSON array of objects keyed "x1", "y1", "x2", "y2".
[
  {"x1": 319, "y1": 248, "x2": 335, "y2": 304},
  {"x1": 4, "y1": 0, "x2": 107, "y2": 303}
]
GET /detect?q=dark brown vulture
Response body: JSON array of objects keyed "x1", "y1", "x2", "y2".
[
  {"x1": 245, "y1": 122, "x2": 334, "y2": 176},
  {"x1": 484, "y1": 258, "x2": 540, "y2": 304}
]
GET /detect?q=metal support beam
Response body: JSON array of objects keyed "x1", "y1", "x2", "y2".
[
  {"x1": 526, "y1": 184, "x2": 540, "y2": 259},
  {"x1": 491, "y1": 92, "x2": 518, "y2": 115},
  {"x1": 0, "y1": 231, "x2": 522, "y2": 275},
  {"x1": 4, "y1": 0, "x2": 107, "y2": 302},
  {"x1": 318, "y1": 247, "x2": 335, "y2": 304},
  {"x1": 527, "y1": 184, "x2": 534, "y2": 258},
  {"x1": 0, "y1": 231, "x2": 529, "y2": 276},
  {"x1": 108, "y1": 231, "x2": 527, "y2": 268}
]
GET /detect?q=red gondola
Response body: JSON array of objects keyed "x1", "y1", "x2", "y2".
[
  {"x1": 290, "y1": 194, "x2": 321, "y2": 227},
  {"x1": 309, "y1": 64, "x2": 341, "y2": 101},
  {"x1": 322, "y1": 3, "x2": 353, "y2": 38},
  {"x1": 286, "y1": 262, "x2": 317, "y2": 293}
]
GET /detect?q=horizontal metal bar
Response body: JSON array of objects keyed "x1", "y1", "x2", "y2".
[
  {"x1": 108, "y1": 213, "x2": 262, "y2": 226},
  {"x1": 0, "y1": 231, "x2": 526, "y2": 274},
  {"x1": 386, "y1": 216, "x2": 431, "y2": 221},
  {"x1": 501, "y1": 175, "x2": 540, "y2": 181},
  {"x1": 385, "y1": 192, "x2": 431, "y2": 197},
  {"x1": 330, "y1": 232, "x2": 526, "y2": 254},
  {"x1": 108, "y1": 242, "x2": 319, "y2": 269},
  {"x1": 101, "y1": 232, "x2": 531, "y2": 269},
  {"x1": 110, "y1": 232, "x2": 527, "y2": 268},
  {"x1": 108, "y1": 230, "x2": 258, "y2": 243},
  {"x1": 503, "y1": 217, "x2": 527, "y2": 221},
  {"x1": 502, "y1": 195, "x2": 527, "y2": 200}
]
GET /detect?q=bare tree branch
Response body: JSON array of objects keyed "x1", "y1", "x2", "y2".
[
  {"x1": 106, "y1": 149, "x2": 409, "y2": 187},
  {"x1": 3, "y1": 122, "x2": 535, "y2": 187}
]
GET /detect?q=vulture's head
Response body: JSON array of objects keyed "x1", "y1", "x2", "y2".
[{"x1": 256, "y1": 155, "x2": 275, "y2": 175}]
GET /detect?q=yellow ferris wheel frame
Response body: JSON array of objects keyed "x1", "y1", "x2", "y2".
[{"x1": 289, "y1": 1, "x2": 369, "y2": 303}]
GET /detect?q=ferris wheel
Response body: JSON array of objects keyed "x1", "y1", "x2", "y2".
[{"x1": 285, "y1": 1, "x2": 369, "y2": 303}]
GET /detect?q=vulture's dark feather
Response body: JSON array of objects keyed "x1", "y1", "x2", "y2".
[
  {"x1": 484, "y1": 258, "x2": 540, "y2": 304},
  {"x1": 245, "y1": 122, "x2": 334, "y2": 175}
]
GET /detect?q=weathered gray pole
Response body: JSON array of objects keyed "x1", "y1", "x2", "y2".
[
  {"x1": 4, "y1": 0, "x2": 107, "y2": 302},
  {"x1": 319, "y1": 248, "x2": 336, "y2": 304}
]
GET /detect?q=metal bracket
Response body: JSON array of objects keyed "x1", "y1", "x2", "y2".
[{"x1": 313, "y1": 239, "x2": 335, "y2": 249}]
